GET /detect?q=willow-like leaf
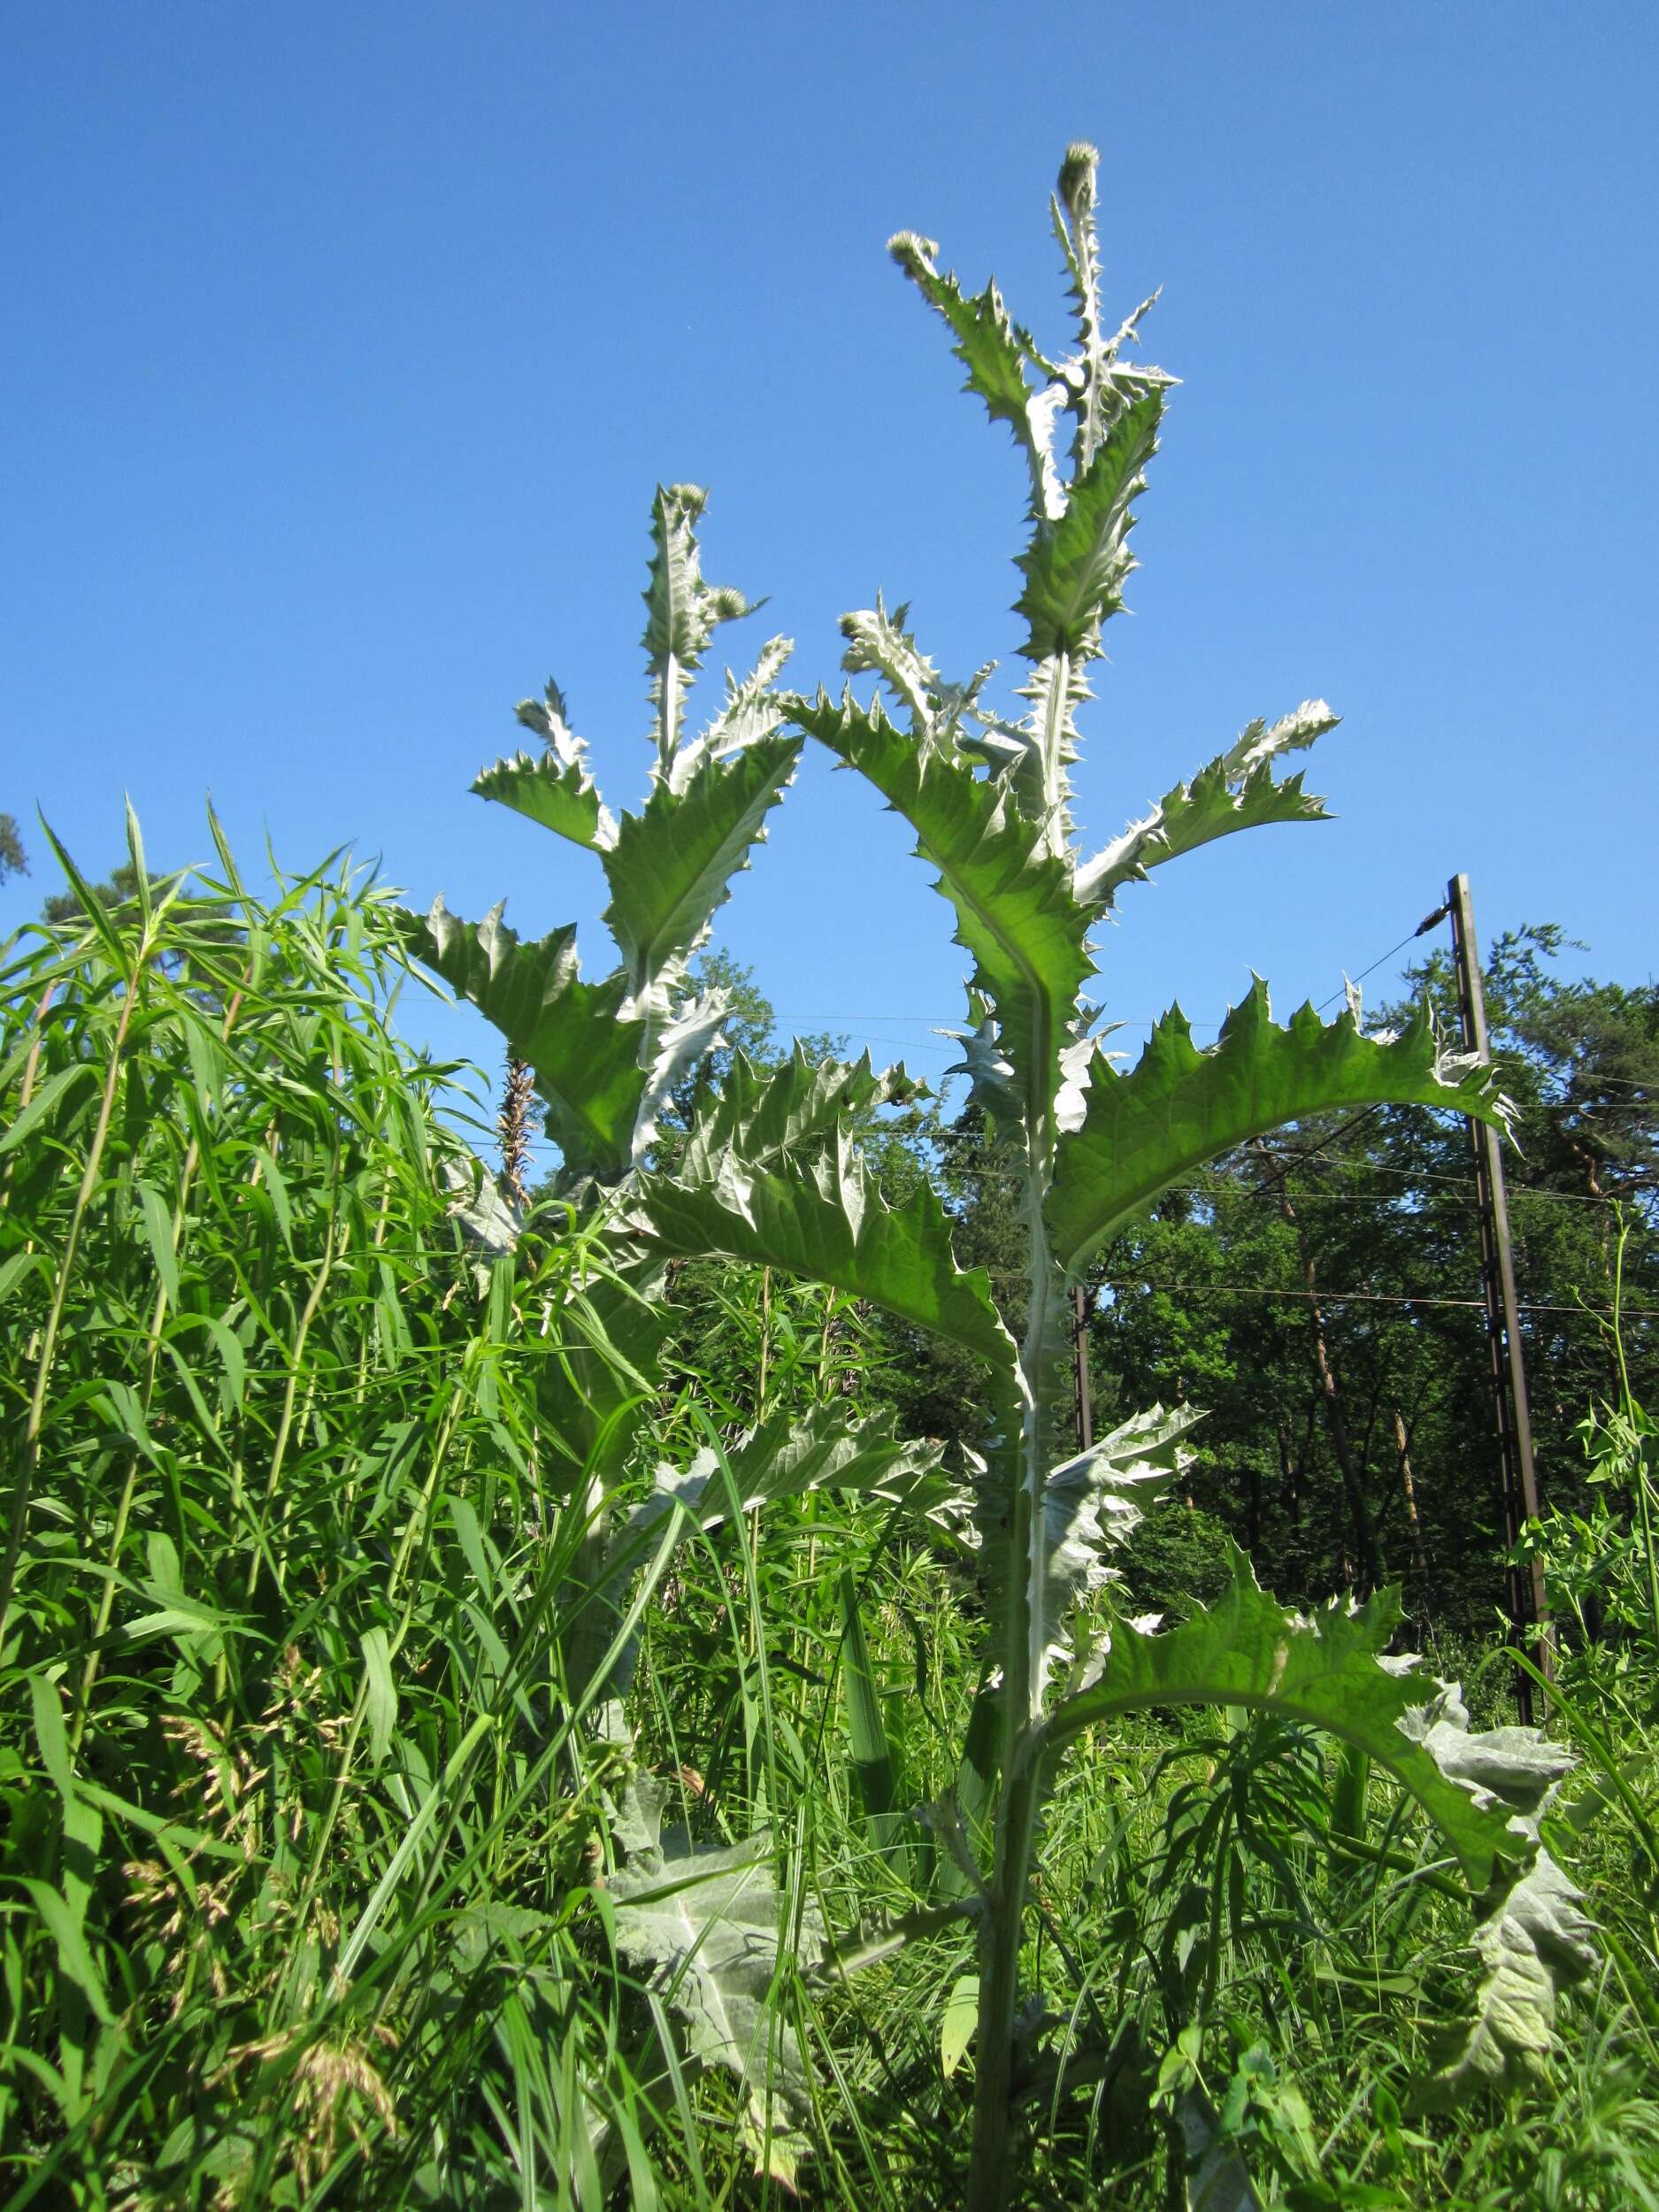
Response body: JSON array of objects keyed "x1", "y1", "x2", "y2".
[
  {"x1": 408, "y1": 902, "x2": 644, "y2": 1179},
  {"x1": 1048, "y1": 983, "x2": 1509, "y2": 1274},
  {"x1": 1075, "y1": 702, "x2": 1339, "y2": 908},
  {"x1": 840, "y1": 1566, "x2": 908, "y2": 1874}
]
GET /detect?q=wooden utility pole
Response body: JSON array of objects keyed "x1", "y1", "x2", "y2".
[{"x1": 1447, "y1": 872, "x2": 1551, "y2": 1717}]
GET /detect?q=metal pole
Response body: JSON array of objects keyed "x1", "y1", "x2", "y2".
[
  {"x1": 1448, "y1": 872, "x2": 1551, "y2": 1716},
  {"x1": 1072, "y1": 1284, "x2": 1094, "y2": 1455}
]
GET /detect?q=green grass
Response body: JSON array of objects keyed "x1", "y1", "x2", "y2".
[{"x1": 4, "y1": 825, "x2": 1658, "y2": 2208}]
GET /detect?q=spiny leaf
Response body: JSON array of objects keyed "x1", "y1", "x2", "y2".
[
  {"x1": 888, "y1": 233, "x2": 1064, "y2": 524},
  {"x1": 679, "y1": 1044, "x2": 916, "y2": 1185},
  {"x1": 1402, "y1": 1685, "x2": 1597, "y2": 2103},
  {"x1": 1075, "y1": 702, "x2": 1340, "y2": 907},
  {"x1": 788, "y1": 688, "x2": 1091, "y2": 1139},
  {"x1": 626, "y1": 1130, "x2": 1020, "y2": 1388},
  {"x1": 642, "y1": 483, "x2": 757, "y2": 769},
  {"x1": 588, "y1": 1406, "x2": 951, "y2": 1711},
  {"x1": 601, "y1": 734, "x2": 802, "y2": 1015},
  {"x1": 675, "y1": 635, "x2": 795, "y2": 786},
  {"x1": 473, "y1": 747, "x2": 618, "y2": 856},
  {"x1": 405, "y1": 901, "x2": 645, "y2": 1179},
  {"x1": 632, "y1": 991, "x2": 730, "y2": 1165},
  {"x1": 611, "y1": 1776, "x2": 821, "y2": 2187},
  {"x1": 1013, "y1": 389, "x2": 1162, "y2": 662},
  {"x1": 1049, "y1": 1550, "x2": 1521, "y2": 1890},
  {"x1": 980, "y1": 1403, "x2": 1200, "y2": 1716},
  {"x1": 839, "y1": 595, "x2": 942, "y2": 733},
  {"x1": 616, "y1": 1403, "x2": 955, "y2": 1560},
  {"x1": 1048, "y1": 981, "x2": 1510, "y2": 1274},
  {"x1": 1050, "y1": 1557, "x2": 1594, "y2": 2105},
  {"x1": 1050, "y1": 141, "x2": 1171, "y2": 475}
]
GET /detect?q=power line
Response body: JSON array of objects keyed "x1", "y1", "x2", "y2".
[
  {"x1": 995, "y1": 1273, "x2": 1659, "y2": 1321},
  {"x1": 935, "y1": 1156, "x2": 1632, "y2": 1211}
]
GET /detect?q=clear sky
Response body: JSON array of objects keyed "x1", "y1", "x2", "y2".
[{"x1": 4, "y1": 4, "x2": 1655, "y2": 1122}]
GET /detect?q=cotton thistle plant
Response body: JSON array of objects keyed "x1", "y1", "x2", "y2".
[{"x1": 409, "y1": 145, "x2": 1594, "y2": 2212}]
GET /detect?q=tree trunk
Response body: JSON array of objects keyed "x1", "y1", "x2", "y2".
[
  {"x1": 1392, "y1": 1403, "x2": 1436, "y2": 1637},
  {"x1": 1257, "y1": 1144, "x2": 1384, "y2": 1589}
]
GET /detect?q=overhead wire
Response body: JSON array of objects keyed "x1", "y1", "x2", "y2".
[{"x1": 985, "y1": 1271, "x2": 1659, "y2": 1321}]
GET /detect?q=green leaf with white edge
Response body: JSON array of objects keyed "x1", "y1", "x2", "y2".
[
  {"x1": 1013, "y1": 388, "x2": 1161, "y2": 662},
  {"x1": 473, "y1": 746, "x2": 618, "y2": 856},
  {"x1": 626, "y1": 1130, "x2": 1020, "y2": 1389},
  {"x1": 596, "y1": 1407, "x2": 946, "y2": 1631},
  {"x1": 600, "y1": 733, "x2": 802, "y2": 1016},
  {"x1": 632, "y1": 989, "x2": 730, "y2": 1165},
  {"x1": 617, "y1": 1403, "x2": 953, "y2": 1555},
  {"x1": 1048, "y1": 1553, "x2": 1523, "y2": 1884},
  {"x1": 1075, "y1": 701, "x2": 1340, "y2": 908},
  {"x1": 642, "y1": 483, "x2": 757, "y2": 770},
  {"x1": 1400, "y1": 1683, "x2": 1597, "y2": 2103},
  {"x1": 672, "y1": 634, "x2": 795, "y2": 787},
  {"x1": 1045, "y1": 1551, "x2": 1594, "y2": 2096},
  {"x1": 591, "y1": 1406, "x2": 957, "y2": 1704},
  {"x1": 404, "y1": 900, "x2": 645, "y2": 1179},
  {"x1": 981, "y1": 1403, "x2": 1201, "y2": 1716},
  {"x1": 472, "y1": 675, "x2": 618, "y2": 850},
  {"x1": 680, "y1": 1044, "x2": 917, "y2": 1186},
  {"x1": 1049, "y1": 142, "x2": 1172, "y2": 477},
  {"x1": 611, "y1": 1772, "x2": 822, "y2": 2189},
  {"x1": 887, "y1": 232, "x2": 1064, "y2": 525},
  {"x1": 1048, "y1": 982, "x2": 1510, "y2": 1275},
  {"x1": 840, "y1": 593, "x2": 948, "y2": 733},
  {"x1": 788, "y1": 687, "x2": 1091, "y2": 1137}
]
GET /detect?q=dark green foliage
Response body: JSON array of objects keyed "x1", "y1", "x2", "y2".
[{"x1": 0, "y1": 830, "x2": 720, "y2": 2206}]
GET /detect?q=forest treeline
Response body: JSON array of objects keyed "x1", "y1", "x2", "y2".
[
  {"x1": 659, "y1": 930, "x2": 1658, "y2": 1652},
  {"x1": 4, "y1": 841, "x2": 1657, "y2": 2208}
]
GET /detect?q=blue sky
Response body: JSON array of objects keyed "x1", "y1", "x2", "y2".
[{"x1": 4, "y1": 4, "x2": 1655, "y2": 1123}]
